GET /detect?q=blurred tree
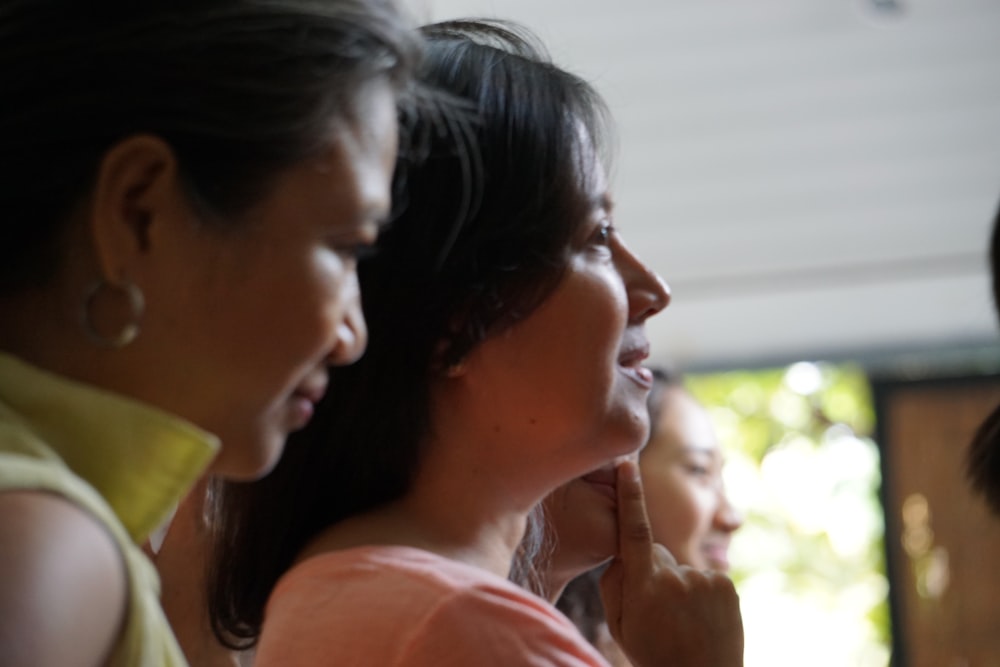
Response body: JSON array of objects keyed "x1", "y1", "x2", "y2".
[{"x1": 686, "y1": 363, "x2": 890, "y2": 667}]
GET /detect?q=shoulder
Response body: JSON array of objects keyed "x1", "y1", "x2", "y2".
[
  {"x1": 0, "y1": 490, "x2": 127, "y2": 667},
  {"x1": 403, "y1": 557, "x2": 606, "y2": 666},
  {"x1": 278, "y1": 544, "x2": 554, "y2": 607},
  {"x1": 259, "y1": 547, "x2": 605, "y2": 666}
]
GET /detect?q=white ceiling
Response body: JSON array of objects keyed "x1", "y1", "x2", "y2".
[{"x1": 405, "y1": 0, "x2": 1000, "y2": 371}]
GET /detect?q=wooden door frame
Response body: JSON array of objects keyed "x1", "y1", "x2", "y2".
[{"x1": 871, "y1": 372, "x2": 1000, "y2": 667}]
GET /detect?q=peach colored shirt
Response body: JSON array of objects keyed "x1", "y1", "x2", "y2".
[{"x1": 255, "y1": 545, "x2": 610, "y2": 667}]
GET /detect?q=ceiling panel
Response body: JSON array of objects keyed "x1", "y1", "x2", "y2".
[{"x1": 407, "y1": 0, "x2": 1000, "y2": 368}]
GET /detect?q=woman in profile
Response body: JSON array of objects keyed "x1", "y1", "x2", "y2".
[{"x1": 210, "y1": 19, "x2": 742, "y2": 667}]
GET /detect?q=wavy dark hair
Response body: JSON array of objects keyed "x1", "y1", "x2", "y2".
[
  {"x1": 967, "y1": 202, "x2": 1000, "y2": 515},
  {"x1": 0, "y1": 0, "x2": 421, "y2": 294},
  {"x1": 208, "y1": 19, "x2": 613, "y2": 648}
]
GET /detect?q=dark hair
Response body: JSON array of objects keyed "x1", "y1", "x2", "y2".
[
  {"x1": 967, "y1": 203, "x2": 1000, "y2": 514},
  {"x1": 0, "y1": 0, "x2": 421, "y2": 294},
  {"x1": 554, "y1": 567, "x2": 608, "y2": 644},
  {"x1": 208, "y1": 19, "x2": 613, "y2": 647},
  {"x1": 992, "y1": 201, "x2": 1000, "y2": 317}
]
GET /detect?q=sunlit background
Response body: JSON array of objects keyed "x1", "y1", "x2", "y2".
[
  {"x1": 688, "y1": 363, "x2": 889, "y2": 666},
  {"x1": 403, "y1": 1, "x2": 1000, "y2": 665}
]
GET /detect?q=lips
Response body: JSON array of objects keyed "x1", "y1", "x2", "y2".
[
  {"x1": 287, "y1": 373, "x2": 328, "y2": 430},
  {"x1": 617, "y1": 335, "x2": 653, "y2": 389},
  {"x1": 703, "y1": 541, "x2": 732, "y2": 571},
  {"x1": 293, "y1": 374, "x2": 328, "y2": 406}
]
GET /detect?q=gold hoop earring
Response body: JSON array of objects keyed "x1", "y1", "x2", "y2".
[{"x1": 80, "y1": 279, "x2": 145, "y2": 348}]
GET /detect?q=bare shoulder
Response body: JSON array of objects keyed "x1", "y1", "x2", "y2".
[{"x1": 0, "y1": 490, "x2": 128, "y2": 667}]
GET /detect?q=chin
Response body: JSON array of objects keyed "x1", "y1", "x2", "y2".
[
  {"x1": 210, "y1": 432, "x2": 285, "y2": 481},
  {"x1": 606, "y1": 419, "x2": 650, "y2": 458}
]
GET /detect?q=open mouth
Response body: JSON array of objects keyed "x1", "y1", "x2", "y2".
[{"x1": 617, "y1": 340, "x2": 653, "y2": 389}]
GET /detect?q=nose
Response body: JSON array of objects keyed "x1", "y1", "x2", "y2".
[
  {"x1": 714, "y1": 491, "x2": 744, "y2": 533},
  {"x1": 326, "y1": 274, "x2": 368, "y2": 366},
  {"x1": 616, "y1": 237, "x2": 671, "y2": 323}
]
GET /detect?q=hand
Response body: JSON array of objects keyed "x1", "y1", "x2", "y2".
[{"x1": 599, "y1": 460, "x2": 744, "y2": 667}]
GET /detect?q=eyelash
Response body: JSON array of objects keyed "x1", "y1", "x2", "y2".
[
  {"x1": 345, "y1": 243, "x2": 379, "y2": 262},
  {"x1": 592, "y1": 222, "x2": 615, "y2": 246},
  {"x1": 330, "y1": 240, "x2": 379, "y2": 262}
]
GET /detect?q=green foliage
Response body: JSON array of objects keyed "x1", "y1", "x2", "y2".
[{"x1": 687, "y1": 362, "x2": 891, "y2": 666}]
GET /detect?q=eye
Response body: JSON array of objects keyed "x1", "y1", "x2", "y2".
[
  {"x1": 327, "y1": 228, "x2": 379, "y2": 262},
  {"x1": 343, "y1": 243, "x2": 379, "y2": 262},
  {"x1": 590, "y1": 222, "x2": 614, "y2": 247},
  {"x1": 684, "y1": 463, "x2": 711, "y2": 477}
]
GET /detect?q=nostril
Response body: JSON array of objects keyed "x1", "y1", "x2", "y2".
[
  {"x1": 628, "y1": 265, "x2": 671, "y2": 323},
  {"x1": 329, "y1": 319, "x2": 368, "y2": 366},
  {"x1": 651, "y1": 274, "x2": 670, "y2": 311},
  {"x1": 632, "y1": 280, "x2": 670, "y2": 323}
]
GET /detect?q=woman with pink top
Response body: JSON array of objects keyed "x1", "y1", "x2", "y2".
[{"x1": 209, "y1": 20, "x2": 742, "y2": 667}]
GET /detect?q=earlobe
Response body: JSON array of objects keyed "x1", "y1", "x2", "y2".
[
  {"x1": 88, "y1": 134, "x2": 180, "y2": 282},
  {"x1": 444, "y1": 359, "x2": 467, "y2": 379},
  {"x1": 431, "y1": 334, "x2": 469, "y2": 379}
]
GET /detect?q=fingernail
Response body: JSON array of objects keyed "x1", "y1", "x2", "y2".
[{"x1": 621, "y1": 459, "x2": 640, "y2": 482}]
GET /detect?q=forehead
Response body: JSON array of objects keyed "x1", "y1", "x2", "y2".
[
  {"x1": 573, "y1": 120, "x2": 609, "y2": 203},
  {"x1": 312, "y1": 79, "x2": 398, "y2": 212},
  {"x1": 325, "y1": 77, "x2": 398, "y2": 161},
  {"x1": 649, "y1": 388, "x2": 720, "y2": 453}
]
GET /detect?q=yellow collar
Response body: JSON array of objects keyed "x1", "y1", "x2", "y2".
[{"x1": 0, "y1": 352, "x2": 219, "y2": 542}]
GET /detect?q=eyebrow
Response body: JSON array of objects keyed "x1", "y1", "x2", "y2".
[
  {"x1": 587, "y1": 191, "x2": 615, "y2": 219},
  {"x1": 599, "y1": 192, "x2": 615, "y2": 213},
  {"x1": 680, "y1": 445, "x2": 721, "y2": 458}
]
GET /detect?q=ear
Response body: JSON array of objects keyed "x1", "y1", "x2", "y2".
[
  {"x1": 88, "y1": 134, "x2": 182, "y2": 283},
  {"x1": 432, "y1": 335, "x2": 468, "y2": 379},
  {"x1": 444, "y1": 359, "x2": 467, "y2": 379}
]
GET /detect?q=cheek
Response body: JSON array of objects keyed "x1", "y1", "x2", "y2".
[
  {"x1": 643, "y1": 471, "x2": 704, "y2": 544},
  {"x1": 233, "y1": 252, "x2": 356, "y2": 369},
  {"x1": 589, "y1": 270, "x2": 629, "y2": 346}
]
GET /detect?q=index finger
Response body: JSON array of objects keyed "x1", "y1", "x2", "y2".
[{"x1": 614, "y1": 459, "x2": 656, "y2": 578}]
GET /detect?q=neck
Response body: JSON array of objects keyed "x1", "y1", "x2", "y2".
[
  {"x1": 305, "y1": 489, "x2": 529, "y2": 579},
  {"x1": 0, "y1": 286, "x2": 100, "y2": 381},
  {"x1": 303, "y1": 428, "x2": 539, "y2": 580},
  {"x1": 543, "y1": 567, "x2": 577, "y2": 604},
  {"x1": 304, "y1": 380, "x2": 559, "y2": 580}
]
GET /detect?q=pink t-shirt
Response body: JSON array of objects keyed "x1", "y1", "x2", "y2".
[{"x1": 254, "y1": 545, "x2": 610, "y2": 667}]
